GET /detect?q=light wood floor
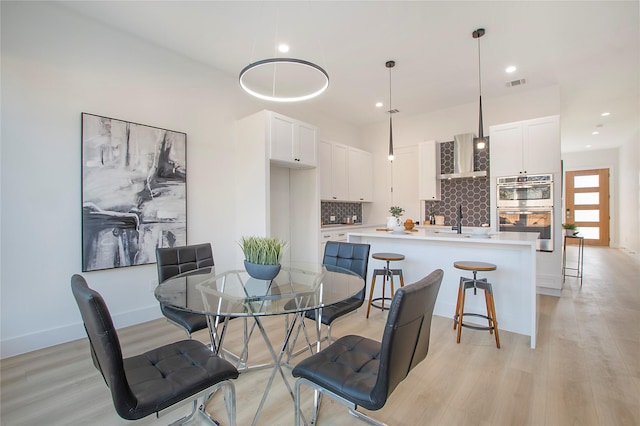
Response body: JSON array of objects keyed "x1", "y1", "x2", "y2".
[{"x1": 2, "y1": 247, "x2": 639, "y2": 425}]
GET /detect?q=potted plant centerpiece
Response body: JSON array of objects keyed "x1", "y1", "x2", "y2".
[
  {"x1": 239, "y1": 236, "x2": 288, "y2": 280},
  {"x1": 562, "y1": 223, "x2": 578, "y2": 236},
  {"x1": 387, "y1": 206, "x2": 405, "y2": 230}
]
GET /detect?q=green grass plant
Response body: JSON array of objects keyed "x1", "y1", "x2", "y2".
[{"x1": 239, "y1": 236, "x2": 288, "y2": 265}]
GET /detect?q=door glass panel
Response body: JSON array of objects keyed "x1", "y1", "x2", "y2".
[
  {"x1": 575, "y1": 210, "x2": 599, "y2": 222},
  {"x1": 574, "y1": 175, "x2": 599, "y2": 188},
  {"x1": 575, "y1": 192, "x2": 599, "y2": 205},
  {"x1": 579, "y1": 227, "x2": 600, "y2": 239}
]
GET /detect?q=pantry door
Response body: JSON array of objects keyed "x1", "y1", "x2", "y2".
[{"x1": 565, "y1": 169, "x2": 610, "y2": 246}]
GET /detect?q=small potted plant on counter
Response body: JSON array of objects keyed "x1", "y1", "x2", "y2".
[
  {"x1": 562, "y1": 223, "x2": 578, "y2": 236},
  {"x1": 239, "y1": 236, "x2": 288, "y2": 280},
  {"x1": 387, "y1": 206, "x2": 405, "y2": 230}
]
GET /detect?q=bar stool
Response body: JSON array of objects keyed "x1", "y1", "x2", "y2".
[
  {"x1": 366, "y1": 253, "x2": 405, "y2": 318},
  {"x1": 453, "y1": 261, "x2": 500, "y2": 348}
]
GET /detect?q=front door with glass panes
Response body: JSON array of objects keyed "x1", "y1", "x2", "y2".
[{"x1": 565, "y1": 168, "x2": 610, "y2": 246}]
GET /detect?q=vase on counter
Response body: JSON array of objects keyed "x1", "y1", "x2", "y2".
[{"x1": 387, "y1": 216, "x2": 401, "y2": 229}]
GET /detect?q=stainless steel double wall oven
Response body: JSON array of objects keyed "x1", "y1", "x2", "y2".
[{"x1": 497, "y1": 174, "x2": 554, "y2": 252}]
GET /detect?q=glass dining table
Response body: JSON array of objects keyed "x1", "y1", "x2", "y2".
[{"x1": 154, "y1": 262, "x2": 365, "y2": 425}]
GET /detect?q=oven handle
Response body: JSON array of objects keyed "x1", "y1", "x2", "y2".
[
  {"x1": 497, "y1": 184, "x2": 550, "y2": 190},
  {"x1": 498, "y1": 209, "x2": 552, "y2": 215}
]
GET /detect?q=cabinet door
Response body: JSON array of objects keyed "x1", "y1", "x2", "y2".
[
  {"x1": 319, "y1": 141, "x2": 333, "y2": 200},
  {"x1": 331, "y1": 143, "x2": 349, "y2": 201},
  {"x1": 296, "y1": 123, "x2": 317, "y2": 167},
  {"x1": 392, "y1": 145, "x2": 420, "y2": 220},
  {"x1": 348, "y1": 147, "x2": 373, "y2": 202},
  {"x1": 523, "y1": 116, "x2": 560, "y2": 174},
  {"x1": 418, "y1": 140, "x2": 441, "y2": 200},
  {"x1": 270, "y1": 113, "x2": 296, "y2": 163},
  {"x1": 489, "y1": 122, "x2": 524, "y2": 177}
]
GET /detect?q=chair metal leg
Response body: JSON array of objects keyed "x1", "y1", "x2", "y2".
[
  {"x1": 197, "y1": 379, "x2": 237, "y2": 426},
  {"x1": 295, "y1": 377, "x2": 388, "y2": 426}
]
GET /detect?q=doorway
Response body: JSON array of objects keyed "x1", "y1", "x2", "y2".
[{"x1": 565, "y1": 168, "x2": 610, "y2": 246}]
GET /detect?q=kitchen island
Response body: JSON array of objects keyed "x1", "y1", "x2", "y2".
[{"x1": 349, "y1": 227, "x2": 538, "y2": 348}]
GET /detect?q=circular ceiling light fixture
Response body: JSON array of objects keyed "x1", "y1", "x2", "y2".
[{"x1": 239, "y1": 58, "x2": 329, "y2": 103}]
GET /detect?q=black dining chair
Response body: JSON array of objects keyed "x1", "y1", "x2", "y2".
[
  {"x1": 292, "y1": 269, "x2": 443, "y2": 426},
  {"x1": 156, "y1": 243, "x2": 214, "y2": 337},
  {"x1": 71, "y1": 274, "x2": 239, "y2": 425},
  {"x1": 286, "y1": 241, "x2": 370, "y2": 361},
  {"x1": 310, "y1": 241, "x2": 371, "y2": 341},
  {"x1": 156, "y1": 243, "x2": 250, "y2": 364}
]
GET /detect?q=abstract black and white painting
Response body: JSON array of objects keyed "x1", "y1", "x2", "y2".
[{"x1": 81, "y1": 113, "x2": 187, "y2": 272}]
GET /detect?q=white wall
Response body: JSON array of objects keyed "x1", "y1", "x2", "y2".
[
  {"x1": 0, "y1": 2, "x2": 356, "y2": 358},
  {"x1": 617, "y1": 135, "x2": 640, "y2": 257}
]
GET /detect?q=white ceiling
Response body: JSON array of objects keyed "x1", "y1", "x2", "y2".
[{"x1": 57, "y1": 1, "x2": 639, "y2": 153}]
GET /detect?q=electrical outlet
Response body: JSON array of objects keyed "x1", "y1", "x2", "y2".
[{"x1": 330, "y1": 216, "x2": 335, "y2": 222}]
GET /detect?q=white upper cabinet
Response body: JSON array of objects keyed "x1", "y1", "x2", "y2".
[
  {"x1": 320, "y1": 141, "x2": 372, "y2": 202},
  {"x1": 418, "y1": 140, "x2": 441, "y2": 200},
  {"x1": 348, "y1": 147, "x2": 373, "y2": 202},
  {"x1": 490, "y1": 115, "x2": 560, "y2": 177},
  {"x1": 319, "y1": 141, "x2": 348, "y2": 201},
  {"x1": 319, "y1": 140, "x2": 333, "y2": 200},
  {"x1": 392, "y1": 145, "x2": 421, "y2": 220},
  {"x1": 269, "y1": 111, "x2": 318, "y2": 168}
]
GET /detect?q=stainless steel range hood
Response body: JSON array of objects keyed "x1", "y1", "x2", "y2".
[{"x1": 438, "y1": 133, "x2": 488, "y2": 179}]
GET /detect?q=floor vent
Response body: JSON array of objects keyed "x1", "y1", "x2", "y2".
[{"x1": 505, "y1": 78, "x2": 526, "y2": 87}]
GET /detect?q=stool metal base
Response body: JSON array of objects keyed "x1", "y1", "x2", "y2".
[
  {"x1": 453, "y1": 272, "x2": 500, "y2": 348},
  {"x1": 366, "y1": 265, "x2": 404, "y2": 318}
]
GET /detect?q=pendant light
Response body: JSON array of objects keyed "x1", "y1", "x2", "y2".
[
  {"x1": 386, "y1": 60, "x2": 397, "y2": 161},
  {"x1": 473, "y1": 28, "x2": 487, "y2": 150}
]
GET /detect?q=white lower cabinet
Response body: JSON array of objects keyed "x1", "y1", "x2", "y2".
[{"x1": 319, "y1": 229, "x2": 348, "y2": 260}]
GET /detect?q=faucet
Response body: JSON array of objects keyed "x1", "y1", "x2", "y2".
[{"x1": 452, "y1": 204, "x2": 463, "y2": 234}]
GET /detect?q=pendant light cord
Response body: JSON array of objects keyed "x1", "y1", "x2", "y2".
[
  {"x1": 477, "y1": 35, "x2": 482, "y2": 101},
  {"x1": 474, "y1": 28, "x2": 486, "y2": 142}
]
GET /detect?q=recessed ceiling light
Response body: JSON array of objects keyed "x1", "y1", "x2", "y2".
[
  {"x1": 601, "y1": 112, "x2": 610, "y2": 117},
  {"x1": 505, "y1": 65, "x2": 517, "y2": 73},
  {"x1": 375, "y1": 102, "x2": 383, "y2": 108},
  {"x1": 278, "y1": 43, "x2": 290, "y2": 53},
  {"x1": 592, "y1": 131, "x2": 599, "y2": 135},
  {"x1": 586, "y1": 144, "x2": 592, "y2": 148}
]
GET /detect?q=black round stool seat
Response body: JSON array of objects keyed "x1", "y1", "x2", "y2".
[
  {"x1": 453, "y1": 260, "x2": 500, "y2": 348},
  {"x1": 366, "y1": 253, "x2": 405, "y2": 318}
]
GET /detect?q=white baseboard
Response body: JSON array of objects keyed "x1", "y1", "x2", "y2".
[{"x1": 1, "y1": 306, "x2": 161, "y2": 359}]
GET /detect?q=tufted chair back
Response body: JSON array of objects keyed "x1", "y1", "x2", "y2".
[
  {"x1": 371, "y1": 268, "x2": 443, "y2": 406},
  {"x1": 156, "y1": 243, "x2": 214, "y2": 283},
  {"x1": 322, "y1": 241, "x2": 370, "y2": 300},
  {"x1": 71, "y1": 274, "x2": 137, "y2": 415}
]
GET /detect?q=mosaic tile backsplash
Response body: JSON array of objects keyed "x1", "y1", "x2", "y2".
[
  {"x1": 426, "y1": 140, "x2": 491, "y2": 226},
  {"x1": 321, "y1": 202, "x2": 362, "y2": 225}
]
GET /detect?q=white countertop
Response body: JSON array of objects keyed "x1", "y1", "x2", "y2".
[{"x1": 348, "y1": 226, "x2": 538, "y2": 246}]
